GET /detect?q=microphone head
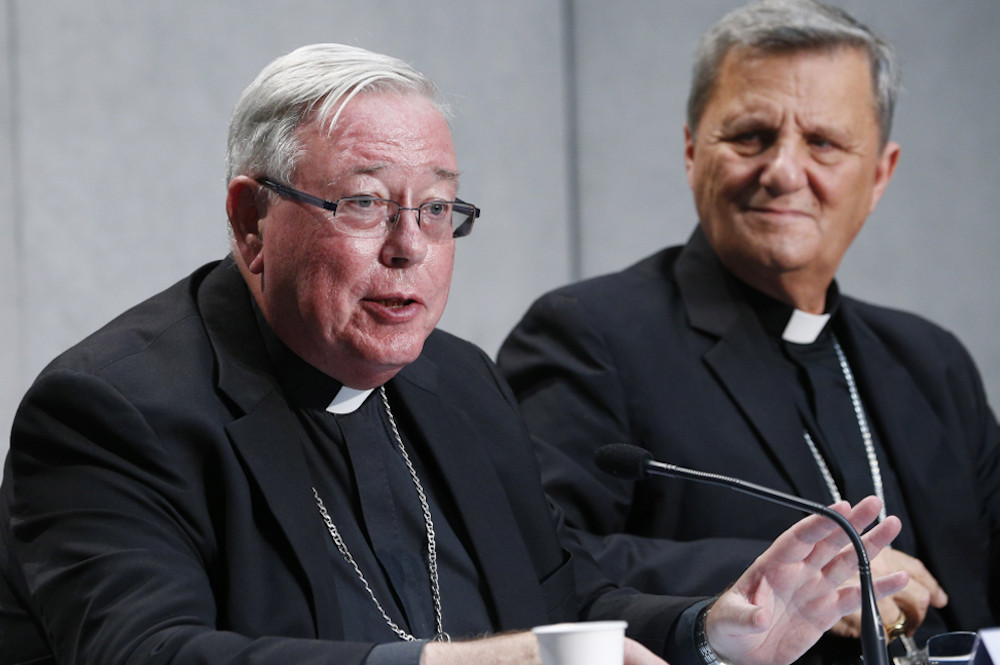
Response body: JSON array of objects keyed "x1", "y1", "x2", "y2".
[{"x1": 594, "y1": 443, "x2": 653, "y2": 480}]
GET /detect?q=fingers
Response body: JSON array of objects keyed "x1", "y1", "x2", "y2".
[
  {"x1": 733, "y1": 496, "x2": 897, "y2": 609},
  {"x1": 835, "y1": 571, "x2": 909, "y2": 617},
  {"x1": 878, "y1": 549, "x2": 949, "y2": 610},
  {"x1": 790, "y1": 497, "x2": 898, "y2": 593},
  {"x1": 900, "y1": 557, "x2": 946, "y2": 605},
  {"x1": 831, "y1": 596, "x2": 904, "y2": 639},
  {"x1": 861, "y1": 515, "x2": 902, "y2": 562},
  {"x1": 873, "y1": 572, "x2": 910, "y2": 600},
  {"x1": 778, "y1": 497, "x2": 886, "y2": 568},
  {"x1": 846, "y1": 495, "x2": 886, "y2": 528},
  {"x1": 757, "y1": 501, "x2": 852, "y2": 568},
  {"x1": 819, "y1": 514, "x2": 900, "y2": 591},
  {"x1": 869, "y1": 548, "x2": 948, "y2": 635},
  {"x1": 894, "y1": 595, "x2": 932, "y2": 637}
]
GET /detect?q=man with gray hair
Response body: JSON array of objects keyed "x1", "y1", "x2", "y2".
[
  {"x1": 0, "y1": 42, "x2": 904, "y2": 665},
  {"x1": 499, "y1": 1, "x2": 1000, "y2": 662}
]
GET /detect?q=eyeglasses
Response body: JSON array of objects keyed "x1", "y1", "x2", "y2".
[{"x1": 255, "y1": 177, "x2": 480, "y2": 240}]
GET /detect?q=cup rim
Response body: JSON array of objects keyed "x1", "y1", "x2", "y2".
[{"x1": 532, "y1": 621, "x2": 628, "y2": 635}]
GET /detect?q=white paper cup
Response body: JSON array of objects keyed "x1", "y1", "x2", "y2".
[{"x1": 532, "y1": 620, "x2": 628, "y2": 665}]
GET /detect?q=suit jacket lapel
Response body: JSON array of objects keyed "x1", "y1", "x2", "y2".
[
  {"x1": 391, "y1": 356, "x2": 549, "y2": 629},
  {"x1": 837, "y1": 304, "x2": 986, "y2": 615},
  {"x1": 193, "y1": 261, "x2": 565, "y2": 635},
  {"x1": 198, "y1": 259, "x2": 341, "y2": 638},
  {"x1": 676, "y1": 229, "x2": 833, "y2": 501}
]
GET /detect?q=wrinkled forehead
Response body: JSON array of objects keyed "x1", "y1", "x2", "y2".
[
  {"x1": 711, "y1": 46, "x2": 878, "y2": 115},
  {"x1": 295, "y1": 93, "x2": 459, "y2": 187}
]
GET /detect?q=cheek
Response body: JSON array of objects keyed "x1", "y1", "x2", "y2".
[
  {"x1": 713, "y1": 158, "x2": 760, "y2": 198},
  {"x1": 432, "y1": 244, "x2": 455, "y2": 281},
  {"x1": 695, "y1": 154, "x2": 738, "y2": 198},
  {"x1": 426, "y1": 246, "x2": 455, "y2": 310},
  {"x1": 423, "y1": 248, "x2": 455, "y2": 325},
  {"x1": 301, "y1": 242, "x2": 379, "y2": 314},
  {"x1": 815, "y1": 168, "x2": 872, "y2": 228}
]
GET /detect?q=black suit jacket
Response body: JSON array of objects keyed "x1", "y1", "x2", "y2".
[
  {"x1": 0, "y1": 258, "x2": 690, "y2": 665},
  {"x1": 498, "y1": 228, "x2": 1000, "y2": 637}
]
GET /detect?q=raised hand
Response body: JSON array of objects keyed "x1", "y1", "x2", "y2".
[{"x1": 705, "y1": 496, "x2": 908, "y2": 665}]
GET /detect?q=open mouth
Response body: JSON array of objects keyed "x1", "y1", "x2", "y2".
[{"x1": 369, "y1": 298, "x2": 416, "y2": 309}]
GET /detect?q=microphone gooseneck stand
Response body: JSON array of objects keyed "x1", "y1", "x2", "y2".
[{"x1": 594, "y1": 443, "x2": 889, "y2": 665}]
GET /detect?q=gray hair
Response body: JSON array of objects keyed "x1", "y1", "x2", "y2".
[
  {"x1": 226, "y1": 43, "x2": 449, "y2": 184},
  {"x1": 687, "y1": 0, "x2": 900, "y2": 146}
]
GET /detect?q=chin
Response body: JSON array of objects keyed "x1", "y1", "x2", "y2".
[
  {"x1": 763, "y1": 241, "x2": 824, "y2": 269},
  {"x1": 365, "y1": 337, "x2": 428, "y2": 371}
]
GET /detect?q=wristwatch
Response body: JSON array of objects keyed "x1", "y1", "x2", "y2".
[{"x1": 696, "y1": 603, "x2": 731, "y2": 665}]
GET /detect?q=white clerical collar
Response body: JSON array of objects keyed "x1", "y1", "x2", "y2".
[
  {"x1": 326, "y1": 386, "x2": 376, "y2": 414},
  {"x1": 782, "y1": 309, "x2": 831, "y2": 345}
]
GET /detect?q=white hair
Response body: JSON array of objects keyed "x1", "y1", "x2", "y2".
[{"x1": 225, "y1": 43, "x2": 449, "y2": 184}]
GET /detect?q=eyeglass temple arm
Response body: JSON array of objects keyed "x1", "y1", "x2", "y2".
[{"x1": 255, "y1": 177, "x2": 339, "y2": 212}]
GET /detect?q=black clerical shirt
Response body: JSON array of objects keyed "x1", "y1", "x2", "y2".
[
  {"x1": 738, "y1": 279, "x2": 947, "y2": 645},
  {"x1": 255, "y1": 311, "x2": 492, "y2": 664}
]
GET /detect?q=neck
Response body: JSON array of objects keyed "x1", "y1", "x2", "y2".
[
  {"x1": 729, "y1": 264, "x2": 832, "y2": 314},
  {"x1": 765, "y1": 282, "x2": 827, "y2": 314}
]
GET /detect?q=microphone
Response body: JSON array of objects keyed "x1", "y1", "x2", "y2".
[{"x1": 594, "y1": 443, "x2": 889, "y2": 665}]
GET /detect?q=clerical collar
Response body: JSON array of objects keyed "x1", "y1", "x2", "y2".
[
  {"x1": 736, "y1": 279, "x2": 842, "y2": 345},
  {"x1": 782, "y1": 309, "x2": 831, "y2": 344},
  {"x1": 326, "y1": 386, "x2": 375, "y2": 414}
]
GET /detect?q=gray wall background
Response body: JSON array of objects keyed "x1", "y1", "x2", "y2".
[{"x1": 3, "y1": 1, "x2": 998, "y2": 459}]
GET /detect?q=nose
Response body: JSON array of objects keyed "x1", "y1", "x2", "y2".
[
  {"x1": 758, "y1": 136, "x2": 808, "y2": 194},
  {"x1": 380, "y1": 207, "x2": 428, "y2": 267}
]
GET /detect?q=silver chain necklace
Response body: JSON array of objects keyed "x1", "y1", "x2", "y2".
[
  {"x1": 312, "y1": 385, "x2": 450, "y2": 643},
  {"x1": 801, "y1": 337, "x2": 887, "y2": 521}
]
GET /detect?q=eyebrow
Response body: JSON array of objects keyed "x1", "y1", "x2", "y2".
[
  {"x1": 336, "y1": 165, "x2": 461, "y2": 191},
  {"x1": 720, "y1": 110, "x2": 775, "y2": 131},
  {"x1": 346, "y1": 164, "x2": 459, "y2": 180}
]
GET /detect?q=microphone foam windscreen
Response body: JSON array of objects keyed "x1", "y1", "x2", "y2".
[{"x1": 594, "y1": 443, "x2": 652, "y2": 480}]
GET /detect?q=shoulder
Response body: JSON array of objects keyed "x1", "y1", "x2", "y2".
[
  {"x1": 844, "y1": 296, "x2": 968, "y2": 357},
  {"x1": 551, "y1": 246, "x2": 681, "y2": 303},
  {"x1": 498, "y1": 245, "x2": 694, "y2": 378},
  {"x1": 842, "y1": 295, "x2": 988, "y2": 397},
  {"x1": 20, "y1": 261, "x2": 231, "y2": 431},
  {"x1": 421, "y1": 329, "x2": 511, "y2": 397},
  {"x1": 518, "y1": 246, "x2": 685, "y2": 331},
  {"x1": 42, "y1": 261, "x2": 222, "y2": 380},
  {"x1": 10, "y1": 262, "x2": 240, "y2": 495}
]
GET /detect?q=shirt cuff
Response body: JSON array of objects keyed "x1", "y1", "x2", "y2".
[
  {"x1": 665, "y1": 598, "x2": 714, "y2": 665},
  {"x1": 364, "y1": 640, "x2": 427, "y2": 665}
]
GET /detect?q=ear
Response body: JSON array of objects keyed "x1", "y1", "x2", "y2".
[
  {"x1": 868, "y1": 140, "x2": 901, "y2": 214},
  {"x1": 227, "y1": 176, "x2": 266, "y2": 274},
  {"x1": 683, "y1": 124, "x2": 697, "y2": 188}
]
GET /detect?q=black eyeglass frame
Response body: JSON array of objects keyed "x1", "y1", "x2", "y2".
[{"x1": 255, "y1": 177, "x2": 480, "y2": 239}]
